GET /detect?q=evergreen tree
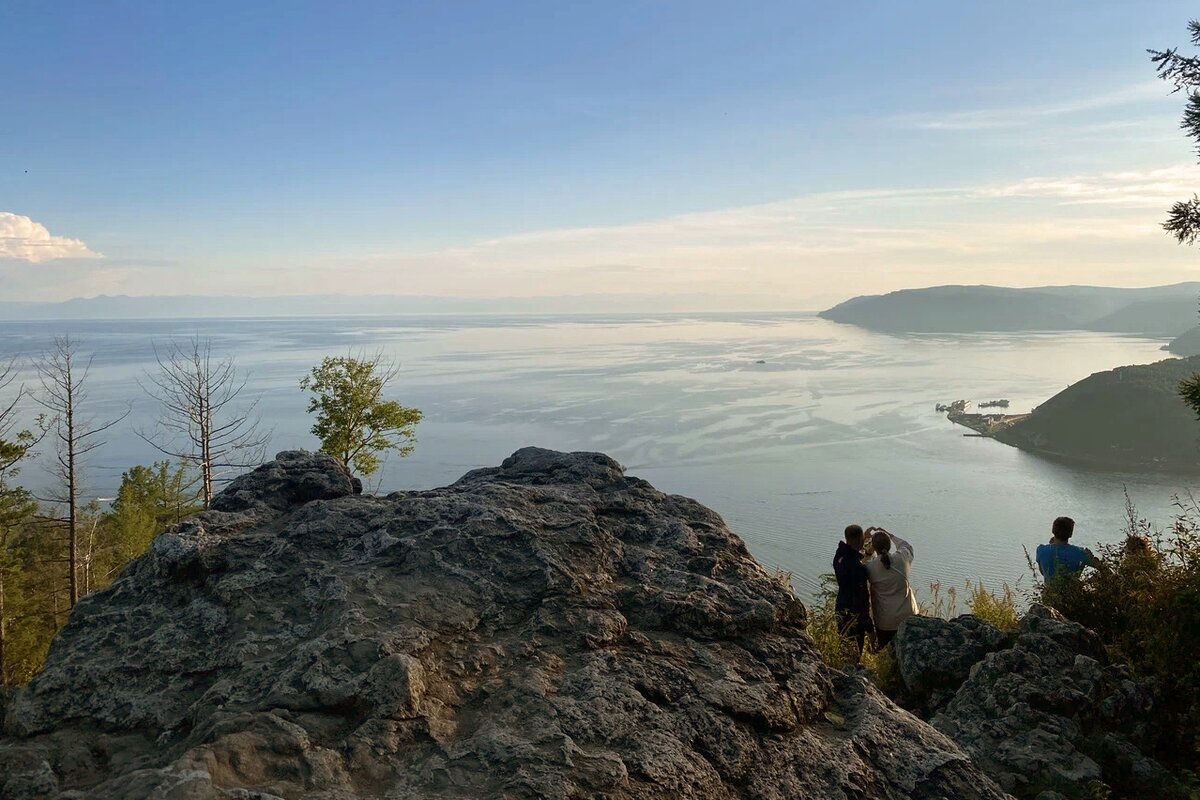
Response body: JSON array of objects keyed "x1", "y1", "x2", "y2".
[
  {"x1": 96, "y1": 462, "x2": 202, "y2": 585},
  {"x1": 1150, "y1": 20, "x2": 1200, "y2": 245}
]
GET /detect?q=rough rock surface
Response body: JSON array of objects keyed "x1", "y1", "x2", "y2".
[
  {"x1": 893, "y1": 614, "x2": 1010, "y2": 714},
  {"x1": 0, "y1": 449, "x2": 1011, "y2": 799},
  {"x1": 894, "y1": 606, "x2": 1183, "y2": 800}
]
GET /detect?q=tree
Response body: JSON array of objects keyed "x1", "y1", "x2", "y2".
[
  {"x1": 0, "y1": 356, "x2": 39, "y2": 685},
  {"x1": 1150, "y1": 20, "x2": 1200, "y2": 244},
  {"x1": 34, "y1": 336, "x2": 128, "y2": 607},
  {"x1": 300, "y1": 354, "x2": 423, "y2": 477},
  {"x1": 138, "y1": 336, "x2": 269, "y2": 507},
  {"x1": 1153, "y1": 23, "x2": 1200, "y2": 420},
  {"x1": 95, "y1": 461, "x2": 202, "y2": 586}
]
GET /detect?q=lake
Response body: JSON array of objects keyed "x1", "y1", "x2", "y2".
[{"x1": 0, "y1": 312, "x2": 1192, "y2": 601}]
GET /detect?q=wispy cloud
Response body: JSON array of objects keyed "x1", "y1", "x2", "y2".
[
  {"x1": 247, "y1": 162, "x2": 1197, "y2": 303},
  {"x1": 0, "y1": 212, "x2": 102, "y2": 263},
  {"x1": 15, "y1": 163, "x2": 1199, "y2": 305},
  {"x1": 891, "y1": 81, "x2": 1167, "y2": 131},
  {"x1": 974, "y1": 164, "x2": 1200, "y2": 206}
]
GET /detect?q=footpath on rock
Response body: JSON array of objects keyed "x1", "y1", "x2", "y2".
[{"x1": 0, "y1": 448, "x2": 1010, "y2": 799}]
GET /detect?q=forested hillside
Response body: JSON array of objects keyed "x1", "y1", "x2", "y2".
[{"x1": 995, "y1": 356, "x2": 1200, "y2": 469}]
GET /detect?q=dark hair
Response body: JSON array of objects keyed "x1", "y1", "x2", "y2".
[
  {"x1": 871, "y1": 530, "x2": 892, "y2": 569},
  {"x1": 844, "y1": 524, "x2": 863, "y2": 543},
  {"x1": 1052, "y1": 516, "x2": 1076, "y2": 540}
]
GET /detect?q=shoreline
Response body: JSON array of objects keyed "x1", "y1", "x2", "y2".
[{"x1": 947, "y1": 412, "x2": 1200, "y2": 475}]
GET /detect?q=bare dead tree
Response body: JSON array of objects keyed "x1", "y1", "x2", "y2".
[
  {"x1": 34, "y1": 336, "x2": 129, "y2": 607},
  {"x1": 137, "y1": 336, "x2": 269, "y2": 507}
]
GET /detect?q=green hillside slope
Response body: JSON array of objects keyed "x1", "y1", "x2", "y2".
[{"x1": 995, "y1": 356, "x2": 1200, "y2": 470}]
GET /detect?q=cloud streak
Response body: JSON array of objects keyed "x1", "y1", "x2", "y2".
[
  {"x1": 891, "y1": 82, "x2": 1167, "y2": 131},
  {"x1": 12, "y1": 163, "x2": 1199, "y2": 306},
  {"x1": 0, "y1": 212, "x2": 101, "y2": 263}
]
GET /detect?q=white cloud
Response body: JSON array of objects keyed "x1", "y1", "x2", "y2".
[{"x1": 0, "y1": 212, "x2": 101, "y2": 263}]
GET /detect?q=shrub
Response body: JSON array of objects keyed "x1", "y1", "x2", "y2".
[
  {"x1": 964, "y1": 580, "x2": 1021, "y2": 631},
  {"x1": 806, "y1": 574, "x2": 861, "y2": 671}
]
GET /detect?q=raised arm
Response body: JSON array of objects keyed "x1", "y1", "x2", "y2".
[{"x1": 887, "y1": 532, "x2": 914, "y2": 560}]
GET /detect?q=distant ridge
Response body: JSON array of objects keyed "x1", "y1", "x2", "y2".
[
  {"x1": 0, "y1": 293, "x2": 806, "y2": 321},
  {"x1": 819, "y1": 283, "x2": 1200, "y2": 335}
]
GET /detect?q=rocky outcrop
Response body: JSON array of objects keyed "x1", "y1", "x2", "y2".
[
  {"x1": 0, "y1": 449, "x2": 1011, "y2": 799},
  {"x1": 894, "y1": 606, "x2": 1183, "y2": 800},
  {"x1": 893, "y1": 614, "x2": 1011, "y2": 715}
]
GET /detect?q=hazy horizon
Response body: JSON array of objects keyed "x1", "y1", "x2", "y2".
[{"x1": 4, "y1": 2, "x2": 1200, "y2": 305}]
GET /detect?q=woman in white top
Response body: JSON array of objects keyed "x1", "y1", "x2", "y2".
[{"x1": 865, "y1": 527, "x2": 919, "y2": 646}]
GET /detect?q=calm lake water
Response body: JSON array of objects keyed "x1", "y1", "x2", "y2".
[{"x1": 0, "y1": 312, "x2": 1192, "y2": 601}]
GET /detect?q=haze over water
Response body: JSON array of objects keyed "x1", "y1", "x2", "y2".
[{"x1": 0, "y1": 313, "x2": 1190, "y2": 600}]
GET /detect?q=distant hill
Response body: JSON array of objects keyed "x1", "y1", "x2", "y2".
[
  {"x1": 820, "y1": 283, "x2": 1200, "y2": 334},
  {"x1": 994, "y1": 356, "x2": 1200, "y2": 471},
  {"x1": 1168, "y1": 325, "x2": 1200, "y2": 356},
  {"x1": 1085, "y1": 299, "x2": 1199, "y2": 336}
]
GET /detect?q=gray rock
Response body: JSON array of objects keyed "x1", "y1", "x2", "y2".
[
  {"x1": 0, "y1": 449, "x2": 1011, "y2": 799},
  {"x1": 894, "y1": 614, "x2": 1010, "y2": 713},
  {"x1": 929, "y1": 605, "x2": 1183, "y2": 800}
]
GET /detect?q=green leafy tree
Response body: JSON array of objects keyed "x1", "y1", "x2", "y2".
[{"x1": 300, "y1": 354, "x2": 423, "y2": 477}]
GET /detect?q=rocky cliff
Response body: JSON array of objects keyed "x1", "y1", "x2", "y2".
[
  {"x1": 0, "y1": 449, "x2": 1010, "y2": 799},
  {"x1": 894, "y1": 608, "x2": 1185, "y2": 800}
]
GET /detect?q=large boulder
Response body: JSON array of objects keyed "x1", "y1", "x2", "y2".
[
  {"x1": 912, "y1": 606, "x2": 1183, "y2": 800},
  {"x1": 0, "y1": 449, "x2": 1011, "y2": 799},
  {"x1": 893, "y1": 614, "x2": 1010, "y2": 714}
]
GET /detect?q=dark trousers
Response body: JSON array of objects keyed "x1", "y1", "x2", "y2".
[{"x1": 837, "y1": 609, "x2": 871, "y2": 654}]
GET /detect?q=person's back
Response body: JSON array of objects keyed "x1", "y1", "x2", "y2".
[
  {"x1": 1036, "y1": 516, "x2": 1095, "y2": 582},
  {"x1": 833, "y1": 524, "x2": 871, "y2": 654},
  {"x1": 865, "y1": 528, "x2": 918, "y2": 644}
]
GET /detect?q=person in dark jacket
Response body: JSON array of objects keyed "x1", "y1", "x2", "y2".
[{"x1": 833, "y1": 524, "x2": 871, "y2": 656}]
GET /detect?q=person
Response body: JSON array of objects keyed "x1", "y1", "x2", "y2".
[
  {"x1": 865, "y1": 527, "x2": 918, "y2": 647},
  {"x1": 833, "y1": 524, "x2": 871, "y2": 656},
  {"x1": 1035, "y1": 517, "x2": 1099, "y2": 582}
]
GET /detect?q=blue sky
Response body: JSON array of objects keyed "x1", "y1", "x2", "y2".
[{"x1": 2, "y1": 1, "x2": 1199, "y2": 305}]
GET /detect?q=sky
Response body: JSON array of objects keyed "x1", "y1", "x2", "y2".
[{"x1": 3, "y1": 1, "x2": 1200, "y2": 308}]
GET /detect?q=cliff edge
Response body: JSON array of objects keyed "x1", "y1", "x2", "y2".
[{"x1": 0, "y1": 449, "x2": 1009, "y2": 799}]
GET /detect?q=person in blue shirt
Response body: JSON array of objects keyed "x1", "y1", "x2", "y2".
[
  {"x1": 833, "y1": 524, "x2": 872, "y2": 656},
  {"x1": 1036, "y1": 516, "x2": 1099, "y2": 582}
]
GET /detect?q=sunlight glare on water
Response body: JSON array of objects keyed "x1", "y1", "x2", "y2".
[{"x1": 0, "y1": 312, "x2": 1191, "y2": 601}]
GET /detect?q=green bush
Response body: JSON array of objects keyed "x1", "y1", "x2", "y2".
[{"x1": 965, "y1": 580, "x2": 1021, "y2": 631}]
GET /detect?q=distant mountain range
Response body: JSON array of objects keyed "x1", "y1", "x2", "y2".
[
  {"x1": 820, "y1": 284, "x2": 1200, "y2": 335},
  {"x1": 0, "y1": 293, "x2": 805, "y2": 321}
]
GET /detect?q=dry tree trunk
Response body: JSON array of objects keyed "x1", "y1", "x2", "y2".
[
  {"x1": 138, "y1": 336, "x2": 268, "y2": 508},
  {"x1": 35, "y1": 336, "x2": 128, "y2": 607}
]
